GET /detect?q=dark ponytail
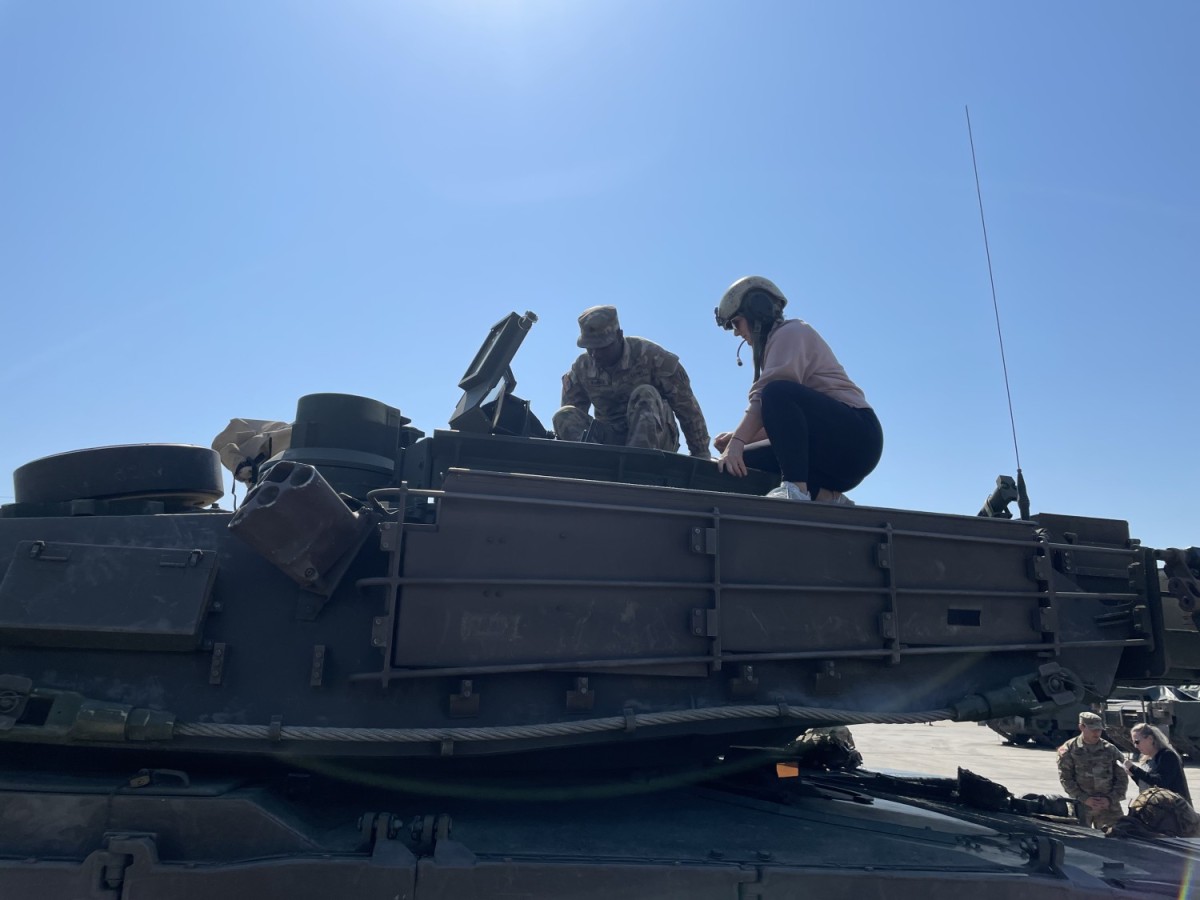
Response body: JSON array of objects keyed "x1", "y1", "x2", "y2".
[{"x1": 742, "y1": 289, "x2": 784, "y2": 380}]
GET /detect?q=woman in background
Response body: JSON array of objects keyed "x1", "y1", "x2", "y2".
[{"x1": 1123, "y1": 722, "x2": 1192, "y2": 804}]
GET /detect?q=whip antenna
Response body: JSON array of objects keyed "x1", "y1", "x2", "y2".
[{"x1": 966, "y1": 105, "x2": 1029, "y2": 519}]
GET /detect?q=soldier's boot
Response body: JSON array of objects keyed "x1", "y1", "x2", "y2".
[{"x1": 625, "y1": 385, "x2": 680, "y2": 452}]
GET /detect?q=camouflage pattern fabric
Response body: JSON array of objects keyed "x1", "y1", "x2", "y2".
[
  {"x1": 575, "y1": 305, "x2": 621, "y2": 349},
  {"x1": 1108, "y1": 787, "x2": 1200, "y2": 839},
  {"x1": 1057, "y1": 734, "x2": 1129, "y2": 829},
  {"x1": 556, "y1": 336, "x2": 711, "y2": 458}
]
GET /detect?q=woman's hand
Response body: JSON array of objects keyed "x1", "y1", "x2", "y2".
[
  {"x1": 717, "y1": 436, "x2": 747, "y2": 477},
  {"x1": 714, "y1": 432, "x2": 733, "y2": 452}
]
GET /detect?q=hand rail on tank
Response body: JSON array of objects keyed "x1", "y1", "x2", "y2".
[
  {"x1": 881, "y1": 522, "x2": 901, "y2": 664},
  {"x1": 354, "y1": 575, "x2": 1117, "y2": 599},
  {"x1": 349, "y1": 638, "x2": 1149, "y2": 683},
  {"x1": 351, "y1": 481, "x2": 1150, "y2": 685},
  {"x1": 361, "y1": 486, "x2": 411, "y2": 688}
]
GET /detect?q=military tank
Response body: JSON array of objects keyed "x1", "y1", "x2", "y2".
[
  {"x1": 984, "y1": 683, "x2": 1200, "y2": 755},
  {"x1": 984, "y1": 704, "x2": 1088, "y2": 749},
  {"x1": 1100, "y1": 684, "x2": 1200, "y2": 758},
  {"x1": 2, "y1": 311, "x2": 1199, "y2": 898}
]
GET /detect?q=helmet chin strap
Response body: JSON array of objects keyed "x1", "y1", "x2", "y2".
[{"x1": 736, "y1": 339, "x2": 746, "y2": 367}]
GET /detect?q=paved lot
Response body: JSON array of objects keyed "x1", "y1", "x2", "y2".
[{"x1": 851, "y1": 721, "x2": 1200, "y2": 806}]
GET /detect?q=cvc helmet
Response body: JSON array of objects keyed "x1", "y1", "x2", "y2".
[{"x1": 714, "y1": 276, "x2": 788, "y2": 330}]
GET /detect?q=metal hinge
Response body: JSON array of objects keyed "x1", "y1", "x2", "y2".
[
  {"x1": 875, "y1": 543, "x2": 892, "y2": 569},
  {"x1": 90, "y1": 833, "x2": 158, "y2": 897},
  {"x1": 691, "y1": 608, "x2": 719, "y2": 637},
  {"x1": 310, "y1": 644, "x2": 327, "y2": 687},
  {"x1": 98, "y1": 851, "x2": 129, "y2": 894},
  {"x1": 409, "y1": 813, "x2": 453, "y2": 855},
  {"x1": 1028, "y1": 554, "x2": 1052, "y2": 582},
  {"x1": 208, "y1": 642, "x2": 227, "y2": 685},
  {"x1": 379, "y1": 521, "x2": 402, "y2": 553},
  {"x1": 1053, "y1": 549, "x2": 1074, "y2": 574},
  {"x1": 878, "y1": 612, "x2": 896, "y2": 640},
  {"x1": 371, "y1": 616, "x2": 389, "y2": 650},
  {"x1": 690, "y1": 527, "x2": 717, "y2": 555}
]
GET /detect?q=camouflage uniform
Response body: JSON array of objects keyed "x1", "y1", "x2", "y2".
[
  {"x1": 554, "y1": 307, "x2": 710, "y2": 458},
  {"x1": 1057, "y1": 734, "x2": 1129, "y2": 829}
]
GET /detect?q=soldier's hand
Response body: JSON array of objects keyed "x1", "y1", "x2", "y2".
[{"x1": 714, "y1": 432, "x2": 733, "y2": 452}]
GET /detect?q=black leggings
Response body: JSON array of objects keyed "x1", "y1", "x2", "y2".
[{"x1": 743, "y1": 380, "x2": 883, "y2": 497}]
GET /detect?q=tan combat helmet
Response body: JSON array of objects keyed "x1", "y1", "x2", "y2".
[{"x1": 714, "y1": 276, "x2": 788, "y2": 330}]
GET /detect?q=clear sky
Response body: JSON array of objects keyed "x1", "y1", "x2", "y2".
[{"x1": 0, "y1": 2, "x2": 1195, "y2": 550}]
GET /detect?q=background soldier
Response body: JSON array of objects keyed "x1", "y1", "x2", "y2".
[
  {"x1": 1057, "y1": 711, "x2": 1130, "y2": 830},
  {"x1": 554, "y1": 306, "x2": 711, "y2": 458}
]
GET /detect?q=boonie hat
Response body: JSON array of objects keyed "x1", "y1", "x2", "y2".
[
  {"x1": 1079, "y1": 712, "x2": 1103, "y2": 728},
  {"x1": 576, "y1": 306, "x2": 621, "y2": 349}
]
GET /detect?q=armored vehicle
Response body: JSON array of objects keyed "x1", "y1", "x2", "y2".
[
  {"x1": 984, "y1": 704, "x2": 1089, "y2": 749},
  {"x1": 2, "y1": 311, "x2": 1199, "y2": 897},
  {"x1": 985, "y1": 682, "x2": 1200, "y2": 755},
  {"x1": 1101, "y1": 684, "x2": 1200, "y2": 758}
]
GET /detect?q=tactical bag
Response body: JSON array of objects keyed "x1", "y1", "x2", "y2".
[{"x1": 795, "y1": 727, "x2": 862, "y2": 771}]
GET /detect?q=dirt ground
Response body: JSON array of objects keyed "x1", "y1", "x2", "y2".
[{"x1": 851, "y1": 721, "x2": 1200, "y2": 806}]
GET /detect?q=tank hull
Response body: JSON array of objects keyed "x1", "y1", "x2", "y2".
[
  {"x1": 0, "y1": 460, "x2": 1162, "y2": 766},
  {"x1": 0, "y1": 753, "x2": 1188, "y2": 900}
]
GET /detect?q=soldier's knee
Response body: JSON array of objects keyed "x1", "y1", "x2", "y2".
[{"x1": 627, "y1": 384, "x2": 665, "y2": 410}]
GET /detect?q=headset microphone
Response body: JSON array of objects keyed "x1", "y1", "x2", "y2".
[{"x1": 736, "y1": 339, "x2": 746, "y2": 366}]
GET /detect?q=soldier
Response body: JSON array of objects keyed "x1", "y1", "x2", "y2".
[
  {"x1": 553, "y1": 306, "x2": 711, "y2": 458},
  {"x1": 1057, "y1": 711, "x2": 1130, "y2": 830}
]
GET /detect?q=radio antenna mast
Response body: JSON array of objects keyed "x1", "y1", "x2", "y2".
[{"x1": 965, "y1": 105, "x2": 1030, "y2": 519}]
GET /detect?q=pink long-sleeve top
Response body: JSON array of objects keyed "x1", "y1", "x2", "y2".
[{"x1": 746, "y1": 319, "x2": 870, "y2": 416}]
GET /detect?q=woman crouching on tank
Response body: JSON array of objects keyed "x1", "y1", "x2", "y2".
[
  {"x1": 1123, "y1": 722, "x2": 1193, "y2": 804},
  {"x1": 713, "y1": 276, "x2": 883, "y2": 503}
]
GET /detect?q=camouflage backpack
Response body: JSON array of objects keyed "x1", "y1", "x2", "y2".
[{"x1": 1109, "y1": 787, "x2": 1200, "y2": 839}]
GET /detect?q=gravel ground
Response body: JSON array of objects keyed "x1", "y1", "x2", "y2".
[{"x1": 851, "y1": 720, "x2": 1200, "y2": 805}]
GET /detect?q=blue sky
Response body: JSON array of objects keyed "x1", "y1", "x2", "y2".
[{"x1": 0, "y1": 1, "x2": 1196, "y2": 551}]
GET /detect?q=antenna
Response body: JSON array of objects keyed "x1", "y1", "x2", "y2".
[{"x1": 966, "y1": 106, "x2": 1030, "y2": 520}]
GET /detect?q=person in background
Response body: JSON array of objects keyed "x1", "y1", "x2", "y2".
[
  {"x1": 1123, "y1": 722, "x2": 1192, "y2": 804},
  {"x1": 713, "y1": 275, "x2": 882, "y2": 503},
  {"x1": 1057, "y1": 711, "x2": 1130, "y2": 830},
  {"x1": 554, "y1": 306, "x2": 711, "y2": 458}
]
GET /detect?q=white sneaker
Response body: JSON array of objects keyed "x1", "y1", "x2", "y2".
[
  {"x1": 765, "y1": 481, "x2": 810, "y2": 501},
  {"x1": 825, "y1": 493, "x2": 855, "y2": 506}
]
